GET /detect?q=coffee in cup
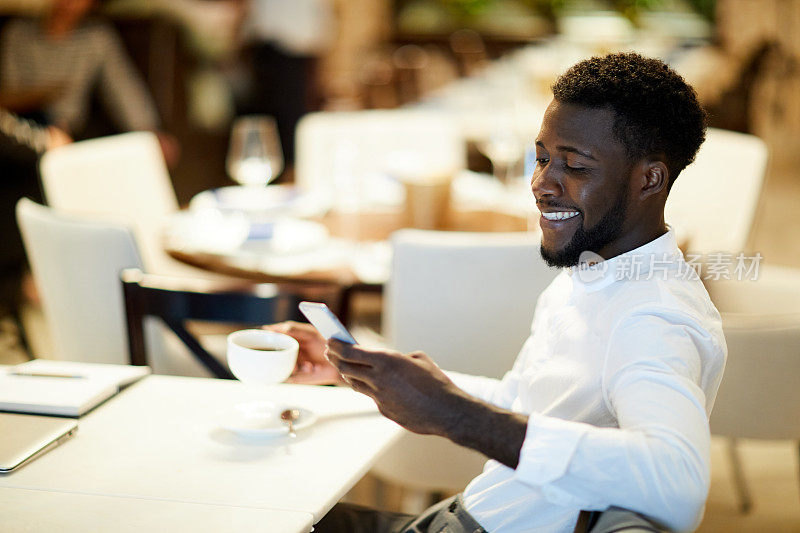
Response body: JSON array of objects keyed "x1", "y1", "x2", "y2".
[{"x1": 226, "y1": 329, "x2": 299, "y2": 385}]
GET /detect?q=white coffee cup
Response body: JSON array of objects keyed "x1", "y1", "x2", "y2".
[{"x1": 227, "y1": 329, "x2": 299, "y2": 385}]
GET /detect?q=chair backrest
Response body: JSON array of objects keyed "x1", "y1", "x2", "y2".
[
  {"x1": 16, "y1": 198, "x2": 143, "y2": 365},
  {"x1": 385, "y1": 229, "x2": 557, "y2": 378},
  {"x1": 705, "y1": 264, "x2": 800, "y2": 439},
  {"x1": 710, "y1": 312, "x2": 800, "y2": 440},
  {"x1": 371, "y1": 229, "x2": 558, "y2": 492},
  {"x1": 38, "y1": 131, "x2": 183, "y2": 276},
  {"x1": 578, "y1": 506, "x2": 665, "y2": 533},
  {"x1": 705, "y1": 264, "x2": 800, "y2": 314},
  {"x1": 295, "y1": 110, "x2": 465, "y2": 211},
  {"x1": 121, "y1": 269, "x2": 307, "y2": 379},
  {"x1": 665, "y1": 128, "x2": 768, "y2": 254}
]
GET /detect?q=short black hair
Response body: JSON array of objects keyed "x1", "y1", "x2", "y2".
[{"x1": 551, "y1": 52, "x2": 707, "y2": 187}]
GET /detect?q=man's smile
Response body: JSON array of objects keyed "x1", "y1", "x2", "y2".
[{"x1": 538, "y1": 205, "x2": 583, "y2": 233}]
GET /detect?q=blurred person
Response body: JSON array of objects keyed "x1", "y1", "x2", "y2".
[
  {"x1": 0, "y1": 0, "x2": 178, "y2": 165},
  {"x1": 239, "y1": 0, "x2": 334, "y2": 166},
  {"x1": 0, "y1": 107, "x2": 70, "y2": 345},
  {"x1": 271, "y1": 53, "x2": 725, "y2": 532}
]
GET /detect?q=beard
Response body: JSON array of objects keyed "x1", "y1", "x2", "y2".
[{"x1": 540, "y1": 187, "x2": 628, "y2": 268}]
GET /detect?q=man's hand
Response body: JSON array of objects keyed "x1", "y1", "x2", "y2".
[
  {"x1": 46, "y1": 126, "x2": 71, "y2": 150},
  {"x1": 264, "y1": 321, "x2": 342, "y2": 385},
  {"x1": 155, "y1": 131, "x2": 180, "y2": 169},
  {"x1": 326, "y1": 339, "x2": 474, "y2": 436},
  {"x1": 327, "y1": 338, "x2": 529, "y2": 469}
]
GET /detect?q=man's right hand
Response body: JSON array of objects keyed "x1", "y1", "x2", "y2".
[{"x1": 264, "y1": 321, "x2": 342, "y2": 385}]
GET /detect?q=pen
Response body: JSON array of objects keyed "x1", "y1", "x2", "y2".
[{"x1": 7, "y1": 371, "x2": 85, "y2": 379}]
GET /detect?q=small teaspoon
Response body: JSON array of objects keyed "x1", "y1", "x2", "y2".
[{"x1": 280, "y1": 409, "x2": 300, "y2": 438}]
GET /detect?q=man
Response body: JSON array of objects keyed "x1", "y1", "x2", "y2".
[{"x1": 271, "y1": 53, "x2": 726, "y2": 532}]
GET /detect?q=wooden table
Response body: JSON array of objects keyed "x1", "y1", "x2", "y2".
[
  {"x1": 0, "y1": 375, "x2": 404, "y2": 532},
  {"x1": 167, "y1": 207, "x2": 529, "y2": 288}
]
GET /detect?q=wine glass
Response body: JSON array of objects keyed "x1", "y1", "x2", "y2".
[
  {"x1": 226, "y1": 115, "x2": 284, "y2": 186},
  {"x1": 477, "y1": 114, "x2": 523, "y2": 186}
]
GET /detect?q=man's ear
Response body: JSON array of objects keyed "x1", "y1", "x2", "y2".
[{"x1": 638, "y1": 160, "x2": 669, "y2": 200}]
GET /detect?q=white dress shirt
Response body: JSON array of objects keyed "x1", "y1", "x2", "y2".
[{"x1": 448, "y1": 227, "x2": 726, "y2": 532}]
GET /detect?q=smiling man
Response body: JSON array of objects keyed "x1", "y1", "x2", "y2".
[{"x1": 274, "y1": 53, "x2": 726, "y2": 533}]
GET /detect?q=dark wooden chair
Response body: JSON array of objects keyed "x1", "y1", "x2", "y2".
[
  {"x1": 121, "y1": 268, "x2": 338, "y2": 379},
  {"x1": 575, "y1": 507, "x2": 666, "y2": 532}
]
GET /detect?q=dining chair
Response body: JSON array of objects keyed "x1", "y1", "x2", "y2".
[
  {"x1": 705, "y1": 264, "x2": 800, "y2": 513},
  {"x1": 665, "y1": 127, "x2": 768, "y2": 254},
  {"x1": 38, "y1": 131, "x2": 205, "y2": 279},
  {"x1": 121, "y1": 268, "x2": 308, "y2": 379},
  {"x1": 574, "y1": 506, "x2": 665, "y2": 533},
  {"x1": 294, "y1": 110, "x2": 465, "y2": 212},
  {"x1": 17, "y1": 198, "x2": 157, "y2": 367},
  {"x1": 16, "y1": 199, "x2": 247, "y2": 376},
  {"x1": 369, "y1": 229, "x2": 558, "y2": 508},
  {"x1": 710, "y1": 312, "x2": 800, "y2": 513}
]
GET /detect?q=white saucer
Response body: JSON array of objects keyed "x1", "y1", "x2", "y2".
[{"x1": 220, "y1": 401, "x2": 317, "y2": 438}]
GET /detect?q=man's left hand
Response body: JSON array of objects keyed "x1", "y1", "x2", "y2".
[{"x1": 326, "y1": 339, "x2": 471, "y2": 437}]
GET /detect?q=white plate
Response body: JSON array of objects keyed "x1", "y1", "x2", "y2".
[
  {"x1": 165, "y1": 215, "x2": 330, "y2": 257},
  {"x1": 189, "y1": 185, "x2": 327, "y2": 219},
  {"x1": 220, "y1": 401, "x2": 317, "y2": 438}
]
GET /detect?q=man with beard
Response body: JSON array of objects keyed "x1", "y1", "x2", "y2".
[{"x1": 271, "y1": 53, "x2": 726, "y2": 532}]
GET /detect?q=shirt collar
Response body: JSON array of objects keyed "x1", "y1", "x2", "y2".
[{"x1": 566, "y1": 226, "x2": 680, "y2": 293}]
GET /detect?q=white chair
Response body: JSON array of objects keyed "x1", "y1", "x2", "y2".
[
  {"x1": 665, "y1": 128, "x2": 768, "y2": 254},
  {"x1": 38, "y1": 131, "x2": 204, "y2": 278},
  {"x1": 16, "y1": 198, "x2": 216, "y2": 376},
  {"x1": 369, "y1": 229, "x2": 558, "y2": 508},
  {"x1": 705, "y1": 263, "x2": 800, "y2": 315},
  {"x1": 295, "y1": 110, "x2": 465, "y2": 211},
  {"x1": 706, "y1": 265, "x2": 800, "y2": 512}
]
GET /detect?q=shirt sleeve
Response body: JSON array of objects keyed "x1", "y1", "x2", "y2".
[
  {"x1": 512, "y1": 312, "x2": 717, "y2": 532},
  {"x1": 95, "y1": 25, "x2": 160, "y2": 132}
]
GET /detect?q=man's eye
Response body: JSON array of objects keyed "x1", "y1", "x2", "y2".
[
  {"x1": 536, "y1": 157, "x2": 549, "y2": 165},
  {"x1": 566, "y1": 164, "x2": 589, "y2": 173}
]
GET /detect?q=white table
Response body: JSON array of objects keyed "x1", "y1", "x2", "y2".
[
  {"x1": 0, "y1": 375, "x2": 404, "y2": 531},
  {"x1": 0, "y1": 487, "x2": 314, "y2": 532}
]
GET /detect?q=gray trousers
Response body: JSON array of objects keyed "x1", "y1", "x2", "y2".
[{"x1": 314, "y1": 494, "x2": 487, "y2": 533}]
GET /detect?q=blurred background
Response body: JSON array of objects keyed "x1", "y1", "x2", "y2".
[
  {"x1": 3, "y1": 0, "x2": 796, "y2": 258},
  {"x1": 1, "y1": 1, "x2": 799, "y2": 531}
]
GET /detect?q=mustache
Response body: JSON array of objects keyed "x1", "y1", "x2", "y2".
[{"x1": 536, "y1": 200, "x2": 581, "y2": 212}]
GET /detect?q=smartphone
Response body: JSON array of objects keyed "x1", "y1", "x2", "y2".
[{"x1": 298, "y1": 301, "x2": 357, "y2": 345}]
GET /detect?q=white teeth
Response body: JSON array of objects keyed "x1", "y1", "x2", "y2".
[{"x1": 542, "y1": 211, "x2": 579, "y2": 221}]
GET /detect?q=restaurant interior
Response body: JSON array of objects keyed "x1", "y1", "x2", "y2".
[{"x1": 1, "y1": 0, "x2": 799, "y2": 531}]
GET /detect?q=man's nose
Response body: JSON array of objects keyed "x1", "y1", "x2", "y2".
[{"x1": 531, "y1": 164, "x2": 561, "y2": 200}]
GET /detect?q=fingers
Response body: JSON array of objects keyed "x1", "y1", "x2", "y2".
[
  {"x1": 265, "y1": 322, "x2": 325, "y2": 356},
  {"x1": 287, "y1": 363, "x2": 342, "y2": 385},
  {"x1": 330, "y1": 358, "x2": 376, "y2": 387},
  {"x1": 327, "y1": 338, "x2": 388, "y2": 367},
  {"x1": 346, "y1": 377, "x2": 376, "y2": 398},
  {"x1": 265, "y1": 321, "x2": 316, "y2": 339}
]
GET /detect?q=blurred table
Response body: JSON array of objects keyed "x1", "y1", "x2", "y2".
[
  {"x1": 166, "y1": 206, "x2": 530, "y2": 288},
  {"x1": 0, "y1": 375, "x2": 403, "y2": 531}
]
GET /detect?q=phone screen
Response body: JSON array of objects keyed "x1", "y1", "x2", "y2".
[{"x1": 298, "y1": 302, "x2": 357, "y2": 344}]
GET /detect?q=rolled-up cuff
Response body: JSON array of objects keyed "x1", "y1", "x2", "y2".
[{"x1": 515, "y1": 413, "x2": 589, "y2": 485}]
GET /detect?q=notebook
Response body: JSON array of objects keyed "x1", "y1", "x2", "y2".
[
  {"x1": 0, "y1": 412, "x2": 78, "y2": 473},
  {"x1": 0, "y1": 360, "x2": 150, "y2": 417}
]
